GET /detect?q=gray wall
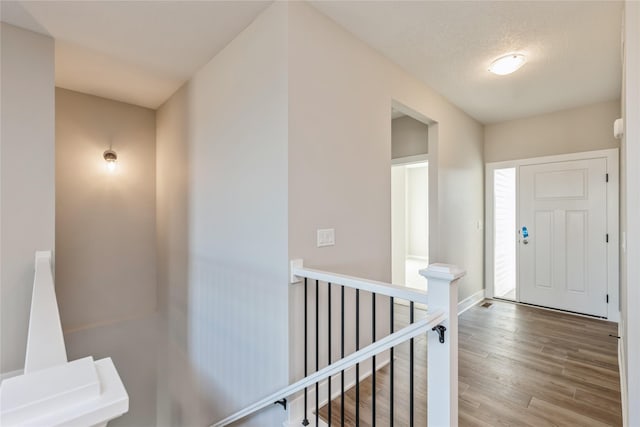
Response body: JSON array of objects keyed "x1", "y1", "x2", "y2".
[
  {"x1": 55, "y1": 88, "x2": 158, "y2": 426},
  {"x1": 0, "y1": 23, "x2": 55, "y2": 374},
  {"x1": 484, "y1": 99, "x2": 620, "y2": 163},
  {"x1": 392, "y1": 115, "x2": 429, "y2": 159},
  {"x1": 288, "y1": 1, "x2": 484, "y2": 382},
  {"x1": 156, "y1": 4, "x2": 290, "y2": 425},
  {"x1": 55, "y1": 88, "x2": 157, "y2": 331}
]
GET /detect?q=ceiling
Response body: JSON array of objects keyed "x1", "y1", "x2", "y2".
[
  {"x1": 311, "y1": 1, "x2": 623, "y2": 123},
  {"x1": 1, "y1": 1, "x2": 271, "y2": 109},
  {"x1": 1, "y1": 1, "x2": 624, "y2": 123}
]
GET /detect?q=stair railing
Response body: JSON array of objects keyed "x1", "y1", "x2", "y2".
[{"x1": 212, "y1": 260, "x2": 464, "y2": 427}]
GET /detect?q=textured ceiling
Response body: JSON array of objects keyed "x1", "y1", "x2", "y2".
[
  {"x1": 311, "y1": 1, "x2": 623, "y2": 124},
  {"x1": 1, "y1": 1, "x2": 624, "y2": 121},
  {"x1": 1, "y1": 1, "x2": 271, "y2": 109}
]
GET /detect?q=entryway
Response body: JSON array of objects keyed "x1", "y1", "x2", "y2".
[
  {"x1": 390, "y1": 106, "x2": 431, "y2": 290},
  {"x1": 485, "y1": 149, "x2": 619, "y2": 320}
]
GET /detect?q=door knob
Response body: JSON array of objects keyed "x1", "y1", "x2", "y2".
[{"x1": 521, "y1": 226, "x2": 529, "y2": 245}]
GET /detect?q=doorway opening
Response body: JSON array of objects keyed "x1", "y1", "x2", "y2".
[
  {"x1": 391, "y1": 108, "x2": 429, "y2": 290},
  {"x1": 392, "y1": 161, "x2": 429, "y2": 290}
]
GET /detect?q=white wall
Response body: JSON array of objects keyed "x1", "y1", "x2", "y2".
[
  {"x1": 621, "y1": 2, "x2": 640, "y2": 425},
  {"x1": 156, "y1": 4, "x2": 289, "y2": 426},
  {"x1": 392, "y1": 115, "x2": 429, "y2": 159},
  {"x1": 484, "y1": 99, "x2": 620, "y2": 163},
  {"x1": 0, "y1": 23, "x2": 55, "y2": 374},
  {"x1": 55, "y1": 88, "x2": 158, "y2": 426},
  {"x1": 407, "y1": 165, "x2": 428, "y2": 258}
]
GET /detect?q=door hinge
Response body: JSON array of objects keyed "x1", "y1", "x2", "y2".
[
  {"x1": 606, "y1": 173, "x2": 609, "y2": 182},
  {"x1": 606, "y1": 294, "x2": 609, "y2": 303},
  {"x1": 606, "y1": 233, "x2": 609, "y2": 243}
]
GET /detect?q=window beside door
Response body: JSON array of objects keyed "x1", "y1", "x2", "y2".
[{"x1": 493, "y1": 167, "x2": 516, "y2": 300}]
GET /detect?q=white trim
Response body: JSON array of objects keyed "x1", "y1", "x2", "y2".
[
  {"x1": 391, "y1": 154, "x2": 428, "y2": 166},
  {"x1": 0, "y1": 369, "x2": 23, "y2": 383},
  {"x1": 212, "y1": 310, "x2": 446, "y2": 427},
  {"x1": 391, "y1": 100, "x2": 436, "y2": 127},
  {"x1": 485, "y1": 149, "x2": 620, "y2": 321},
  {"x1": 457, "y1": 290, "x2": 486, "y2": 315},
  {"x1": 291, "y1": 263, "x2": 429, "y2": 304}
]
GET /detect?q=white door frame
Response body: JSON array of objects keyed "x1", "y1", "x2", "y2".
[{"x1": 485, "y1": 148, "x2": 619, "y2": 322}]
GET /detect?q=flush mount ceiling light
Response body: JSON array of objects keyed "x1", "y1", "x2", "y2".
[{"x1": 488, "y1": 53, "x2": 526, "y2": 76}]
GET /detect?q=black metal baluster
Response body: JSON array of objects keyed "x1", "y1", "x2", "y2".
[
  {"x1": 356, "y1": 289, "x2": 360, "y2": 425},
  {"x1": 341, "y1": 286, "x2": 345, "y2": 426},
  {"x1": 303, "y1": 278, "x2": 309, "y2": 426},
  {"x1": 390, "y1": 297, "x2": 394, "y2": 427},
  {"x1": 315, "y1": 280, "x2": 319, "y2": 426},
  {"x1": 410, "y1": 301, "x2": 415, "y2": 427},
  {"x1": 328, "y1": 283, "x2": 332, "y2": 426},
  {"x1": 372, "y1": 293, "x2": 376, "y2": 427}
]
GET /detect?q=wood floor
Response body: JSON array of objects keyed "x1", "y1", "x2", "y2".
[{"x1": 318, "y1": 300, "x2": 622, "y2": 426}]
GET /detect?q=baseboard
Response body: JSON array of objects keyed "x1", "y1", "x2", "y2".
[
  {"x1": 286, "y1": 353, "x2": 391, "y2": 426},
  {"x1": 457, "y1": 289, "x2": 486, "y2": 315}
]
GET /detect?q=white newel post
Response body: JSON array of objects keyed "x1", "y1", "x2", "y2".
[{"x1": 420, "y1": 263, "x2": 465, "y2": 427}]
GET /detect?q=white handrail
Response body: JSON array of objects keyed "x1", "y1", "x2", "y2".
[
  {"x1": 291, "y1": 261, "x2": 429, "y2": 304},
  {"x1": 211, "y1": 309, "x2": 446, "y2": 427}
]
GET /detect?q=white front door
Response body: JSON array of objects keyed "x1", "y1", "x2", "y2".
[{"x1": 519, "y1": 158, "x2": 608, "y2": 317}]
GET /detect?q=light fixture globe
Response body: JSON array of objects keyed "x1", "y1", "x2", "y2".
[
  {"x1": 103, "y1": 149, "x2": 118, "y2": 172},
  {"x1": 489, "y1": 53, "x2": 526, "y2": 76}
]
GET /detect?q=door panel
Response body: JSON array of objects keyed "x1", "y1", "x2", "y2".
[
  {"x1": 519, "y1": 158, "x2": 608, "y2": 317},
  {"x1": 566, "y1": 210, "x2": 587, "y2": 293},
  {"x1": 534, "y1": 210, "x2": 553, "y2": 288}
]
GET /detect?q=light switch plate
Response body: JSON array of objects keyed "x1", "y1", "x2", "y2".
[{"x1": 317, "y1": 228, "x2": 335, "y2": 247}]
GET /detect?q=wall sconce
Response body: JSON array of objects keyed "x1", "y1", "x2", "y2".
[{"x1": 103, "y1": 149, "x2": 118, "y2": 172}]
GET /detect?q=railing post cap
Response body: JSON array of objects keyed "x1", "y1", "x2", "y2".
[{"x1": 419, "y1": 263, "x2": 466, "y2": 281}]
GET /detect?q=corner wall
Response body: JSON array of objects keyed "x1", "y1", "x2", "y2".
[
  {"x1": 0, "y1": 23, "x2": 55, "y2": 374},
  {"x1": 156, "y1": 4, "x2": 290, "y2": 425}
]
